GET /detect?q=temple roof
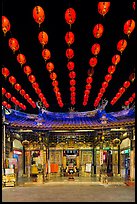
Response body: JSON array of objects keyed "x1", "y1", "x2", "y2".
[{"x1": 3, "y1": 107, "x2": 135, "y2": 131}]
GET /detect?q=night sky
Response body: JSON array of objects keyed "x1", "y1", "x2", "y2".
[{"x1": 2, "y1": 0, "x2": 136, "y2": 114}]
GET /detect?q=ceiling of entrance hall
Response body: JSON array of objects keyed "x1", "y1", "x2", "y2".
[{"x1": 2, "y1": 1, "x2": 136, "y2": 114}]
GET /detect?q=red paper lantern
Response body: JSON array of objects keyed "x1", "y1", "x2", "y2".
[
  {"x1": 129, "y1": 72, "x2": 135, "y2": 82},
  {"x1": 70, "y1": 79, "x2": 76, "y2": 86},
  {"x1": 11, "y1": 96, "x2": 16, "y2": 103},
  {"x1": 70, "y1": 86, "x2": 76, "y2": 92},
  {"x1": 86, "y1": 76, "x2": 93, "y2": 84},
  {"x1": 2, "y1": 87, "x2": 6, "y2": 95},
  {"x1": 69, "y1": 71, "x2": 76, "y2": 79},
  {"x1": 100, "y1": 87, "x2": 106, "y2": 93},
  {"x1": 17, "y1": 54, "x2": 26, "y2": 66},
  {"x1": 65, "y1": 31, "x2": 75, "y2": 45},
  {"x1": 5, "y1": 92, "x2": 11, "y2": 99},
  {"x1": 132, "y1": 93, "x2": 135, "y2": 98},
  {"x1": 6, "y1": 104, "x2": 11, "y2": 109},
  {"x1": 8, "y1": 38, "x2": 19, "y2": 53},
  {"x1": 46, "y1": 62, "x2": 54, "y2": 72},
  {"x1": 112, "y1": 54, "x2": 120, "y2": 66},
  {"x1": 116, "y1": 92, "x2": 122, "y2": 98},
  {"x1": 38, "y1": 31, "x2": 48, "y2": 48},
  {"x1": 102, "y1": 81, "x2": 108, "y2": 88},
  {"x1": 117, "y1": 39, "x2": 127, "y2": 54},
  {"x1": 9, "y1": 76, "x2": 16, "y2": 85},
  {"x1": 32, "y1": 82, "x2": 39, "y2": 89},
  {"x1": 89, "y1": 57, "x2": 98, "y2": 68},
  {"x1": 67, "y1": 61, "x2": 75, "y2": 71},
  {"x1": 2, "y1": 101, "x2": 8, "y2": 107},
  {"x1": 93, "y1": 24, "x2": 104, "y2": 38},
  {"x1": 91, "y1": 43, "x2": 101, "y2": 56},
  {"x1": 38, "y1": 93, "x2": 44, "y2": 99},
  {"x1": 50, "y1": 72, "x2": 57, "y2": 80},
  {"x1": 2, "y1": 16, "x2": 11, "y2": 36},
  {"x1": 20, "y1": 89, "x2": 26, "y2": 96},
  {"x1": 125, "y1": 100, "x2": 130, "y2": 106},
  {"x1": 28, "y1": 75, "x2": 36, "y2": 83},
  {"x1": 2, "y1": 67, "x2": 10, "y2": 78},
  {"x1": 35, "y1": 88, "x2": 41, "y2": 94},
  {"x1": 22, "y1": 105, "x2": 26, "y2": 110},
  {"x1": 128, "y1": 97, "x2": 134, "y2": 103},
  {"x1": 108, "y1": 65, "x2": 116, "y2": 74},
  {"x1": 98, "y1": 92, "x2": 103, "y2": 98},
  {"x1": 24, "y1": 66, "x2": 32, "y2": 76},
  {"x1": 15, "y1": 99, "x2": 19, "y2": 106},
  {"x1": 132, "y1": 2, "x2": 135, "y2": 10},
  {"x1": 24, "y1": 94, "x2": 30, "y2": 100},
  {"x1": 42, "y1": 49, "x2": 51, "y2": 61},
  {"x1": 66, "y1": 48, "x2": 74, "y2": 59},
  {"x1": 123, "y1": 19, "x2": 135, "y2": 37},
  {"x1": 98, "y1": 2, "x2": 110, "y2": 16},
  {"x1": 105, "y1": 74, "x2": 112, "y2": 82},
  {"x1": 84, "y1": 89, "x2": 90, "y2": 95},
  {"x1": 54, "y1": 86, "x2": 59, "y2": 93},
  {"x1": 123, "y1": 81, "x2": 130, "y2": 88},
  {"x1": 52, "y1": 80, "x2": 58, "y2": 87},
  {"x1": 86, "y1": 84, "x2": 92, "y2": 90},
  {"x1": 14, "y1": 83, "x2": 22, "y2": 91},
  {"x1": 65, "y1": 8, "x2": 76, "y2": 27},
  {"x1": 119, "y1": 87, "x2": 125, "y2": 94},
  {"x1": 33, "y1": 6, "x2": 45, "y2": 26}
]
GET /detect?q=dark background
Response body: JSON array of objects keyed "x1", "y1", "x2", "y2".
[{"x1": 2, "y1": 0, "x2": 136, "y2": 114}]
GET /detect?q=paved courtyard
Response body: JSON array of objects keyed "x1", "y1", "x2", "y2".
[{"x1": 2, "y1": 183, "x2": 135, "y2": 202}]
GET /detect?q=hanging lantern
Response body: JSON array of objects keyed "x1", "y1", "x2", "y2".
[
  {"x1": 86, "y1": 76, "x2": 93, "y2": 84},
  {"x1": 108, "y1": 65, "x2": 116, "y2": 74},
  {"x1": 22, "y1": 105, "x2": 26, "y2": 110},
  {"x1": 50, "y1": 72, "x2": 57, "y2": 80},
  {"x1": 105, "y1": 74, "x2": 112, "y2": 82},
  {"x1": 128, "y1": 96, "x2": 134, "y2": 103},
  {"x1": 42, "y1": 49, "x2": 51, "y2": 61},
  {"x1": 14, "y1": 83, "x2": 22, "y2": 91},
  {"x1": 20, "y1": 89, "x2": 26, "y2": 96},
  {"x1": 65, "y1": 31, "x2": 75, "y2": 46},
  {"x1": 2, "y1": 101, "x2": 8, "y2": 107},
  {"x1": 35, "y1": 88, "x2": 41, "y2": 94},
  {"x1": 102, "y1": 81, "x2": 108, "y2": 88},
  {"x1": 24, "y1": 94, "x2": 30, "y2": 100},
  {"x1": 86, "y1": 84, "x2": 92, "y2": 90},
  {"x1": 67, "y1": 61, "x2": 75, "y2": 71},
  {"x1": 15, "y1": 99, "x2": 19, "y2": 106},
  {"x1": 2, "y1": 67, "x2": 10, "y2": 79},
  {"x1": 32, "y1": 82, "x2": 39, "y2": 89},
  {"x1": 91, "y1": 43, "x2": 101, "y2": 56},
  {"x1": 132, "y1": 2, "x2": 135, "y2": 10},
  {"x1": 2, "y1": 16, "x2": 11, "y2": 36},
  {"x1": 53, "y1": 86, "x2": 59, "y2": 93},
  {"x1": 8, "y1": 38, "x2": 19, "y2": 53},
  {"x1": 132, "y1": 93, "x2": 135, "y2": 98},
  {"x1": 52, "y1": 80, "x2": 58, "y2": 87},
  {"x1": 129, "y1": 72, "x2": 135, "y2": 82},
  {"x1": 100, "y1": 87, "x2": 106, "y2": 93},
  {"x1": 89, "y1": 57, "x2": 98, "y2": 68},
  {"x1": 117, "y1": 39, "x2": 127, "y2": 54},
  {"x1": 9, "y1": 76, "x2": 16, "y2": 85},
  {"x1": 93, "y1": 24, "x2": 104, "y2": 38},
  {"x1": 11, "y1": 96, "x2": 16, "y2": 103},
  {"x1": 123, "y1": 80, "x2": 130, "y2": 88},
  {"x1": 38, "y1": 93, "x2": 44, "y2": 99},
  {"x1": 98, "y1": 2, "x2": 110, "y2": 16},
  {"x1": 116, "y1": 92, "x2": 122, "y2": 98},
  {"x1": 65, "y1": 8, "x2": 76, "y2": 29},
  {"x1": 88, "y1": 68, "x2": 94, "y2": 77},
  {"x1": 112, "y1": 54, "x2": 120, "y2": 66},
  {"x1": 66, "y1": 48, "x2": 74, "y2": 60},
  {"x1": 6, "y1": 104, "x2": 11, "y2": 109},
  {"x1": 69, "y1": 71, "x2": 76, "y2": 79},
  {"x1": 5, "y1": 92, "x2": 11, "y2": 99},
  {"x1": 70, "y1": 79, "x2": 76, "y2": 86},
  {"x1": 70, "y1": 86, "x2": 76, "y2": 92},
  {"x1": 24, "y1": 66, "x2": 32, "y2": 76},
  {"x1": 125, "y1": 100, "x2": 130, "y2": 106},
  {"x1": 28, "y1": 75, "x2": 36, "y2": 83},
  {"x1": 46, "y1": 62, "x2": 54, "y2": 72},
  {"x1": 98, "y1": 92, "x2": 103, "y2": 98},
  {"x1": 2, "y1": 87, "x2": 6, "y2": 95},
  {"x1": 119, "y1": 87, "x2": 125, "y2": 94},
  {"x1": 84, "y1": 89, "x2": 90, "y2": 95},
  {"x1": 123, "y1": 19, "x2": 135, "y2": 37},
  {"x1": 17, "y1": 54, "x2": 26, "y2": 66},
  {"x1": 38, "y1": 31, "x2": 48, "y2": 48},
  {"x1": 33, "y1": 6, "x2": 45, "y2": 27}
]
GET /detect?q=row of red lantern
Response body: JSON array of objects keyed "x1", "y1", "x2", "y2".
[
  {"x1": 83, "y1": 76, "x2": 93, "y2": 106},
  {"x1": 110, "y1": 80, "x2": 131, "y2": 105},
  {"x1": 2, "y1": 100, "x2": 12, "y2": 109},
  {"x1": 2, "y1": 87, "x2": 26, "y2": 110},
  {"x1": 2, "y1": 69, "x2": 37, "y2": 108},
  {"x1": 33, "y1": 7, "x2": 63, "y2": 108},
  {"x1": 124, "y1": 92, "x2": 135, "y2": 106}
]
